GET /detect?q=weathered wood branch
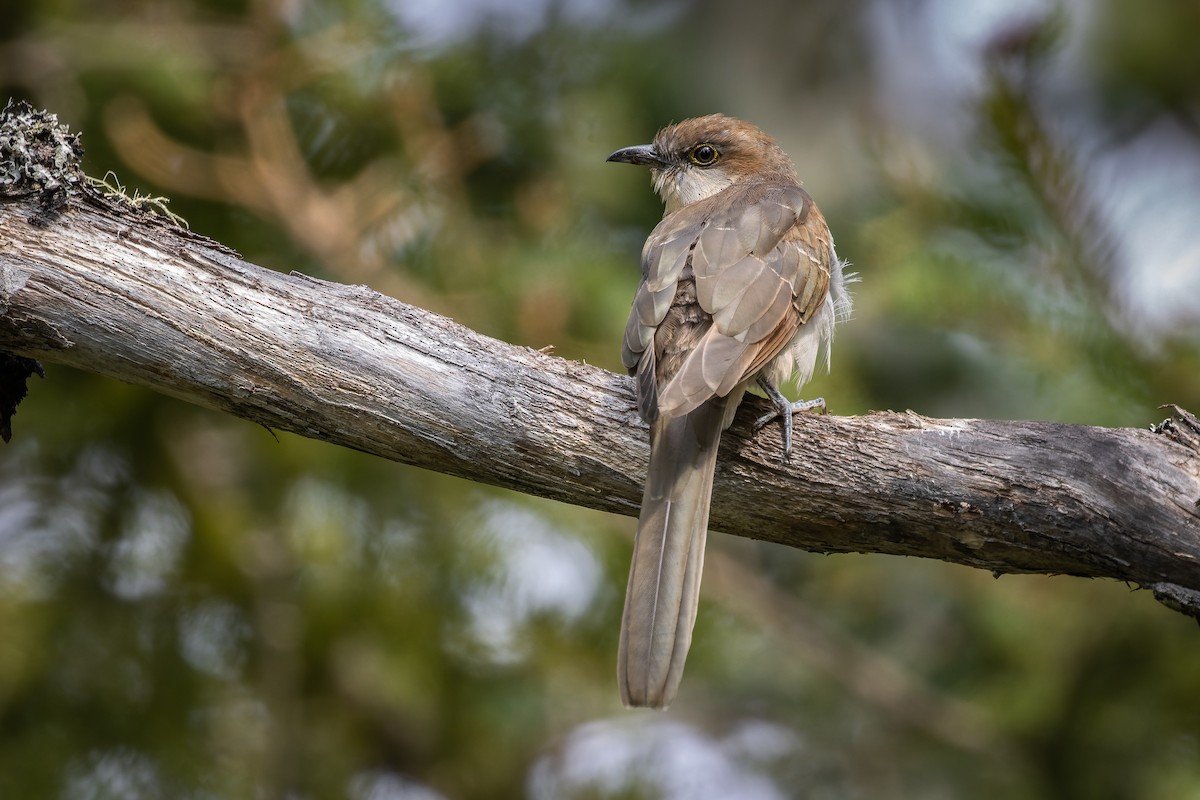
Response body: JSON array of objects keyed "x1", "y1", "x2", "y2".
[{"x1": 2, "y1": 103, "x2": 1199, "y2": 621}]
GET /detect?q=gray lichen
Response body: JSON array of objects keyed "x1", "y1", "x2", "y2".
[
  {"x1": 0, "y1": 99, "x2": 85, "y2": 198},
  {"x1": 1, "y1": 100, "x2": 187, "y2": 229}
]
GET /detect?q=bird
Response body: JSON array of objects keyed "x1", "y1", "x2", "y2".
[{"x1": 607, "y1": 114, "x2": 852, "y2": 709}]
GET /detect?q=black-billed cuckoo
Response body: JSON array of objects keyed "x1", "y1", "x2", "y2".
[{"x1": 607, "y1": 114, "x2": 852, "y2": 708}]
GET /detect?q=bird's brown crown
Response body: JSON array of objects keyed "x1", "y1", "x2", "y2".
[{"x1": 651, "y1": 114, "x2": 798, "y2": 183}]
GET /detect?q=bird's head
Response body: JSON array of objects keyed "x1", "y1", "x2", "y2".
[{"x1": 607, "y1": 114, "x2": 797, "y2": 214}]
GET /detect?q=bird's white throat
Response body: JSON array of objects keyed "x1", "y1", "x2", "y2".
[{"x1": 653, "y1": 166, "x2": 735, "y2": 214}]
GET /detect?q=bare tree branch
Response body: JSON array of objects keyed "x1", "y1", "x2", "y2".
[{"x1": 3, "y1": 103, "x2": 1199, "y2": 622}]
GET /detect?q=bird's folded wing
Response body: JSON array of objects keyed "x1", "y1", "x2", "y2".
[{"x1": 641, "y1": 182, "x2": 829, "y2": 418}]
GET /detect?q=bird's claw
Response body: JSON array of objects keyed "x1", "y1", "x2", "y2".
[
  {"x1": 754, "y1": 377, "x2": 825, "y2": 460},
  {"x1": 753, "y1": 397, "x2": 826, "y2": 430}
]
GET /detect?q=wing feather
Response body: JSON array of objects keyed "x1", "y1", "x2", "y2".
[{"x1": 623, "y1": 180, "x2": 830, "y2": 421}]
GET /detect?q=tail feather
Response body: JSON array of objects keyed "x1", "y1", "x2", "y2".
[{"x1": 618, "y1": 402, "x2": 725, "y2": 709}]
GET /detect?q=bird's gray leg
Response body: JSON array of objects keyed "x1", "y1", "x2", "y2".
[{"x1": 753, "y1": 377, "x2": 825, "y2": 459}]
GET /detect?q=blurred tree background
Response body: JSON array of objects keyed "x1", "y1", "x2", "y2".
[{"x1": 2, "y1": 0, "x2": 1199, "y2": 797}]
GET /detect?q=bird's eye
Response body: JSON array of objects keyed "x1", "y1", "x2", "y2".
[{"x1": 689, "y1": 144, "x2": 719, "y2": 166}]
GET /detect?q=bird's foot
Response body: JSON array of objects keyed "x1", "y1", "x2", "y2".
[{"x1": 753, "y1": 377, "x2": 825, "y2": 460}]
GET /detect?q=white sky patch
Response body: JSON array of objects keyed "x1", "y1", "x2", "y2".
[
  {"x1": 460, "y1": 498, "x2": 601, "y2": 664},
  {"x1": 349, "y1": 770, "x2": 449, "y2": 800},
  {"x1": 104, "y1": 490, "x2": 191, "y2": 600},
  {"x1": 1089, "y1": 118, "x2": 1200, "y2": 338},
  {"x1": 178, "y1": 600, "x2": 252, "y2": 680},
  {"x1": 867, "y1": 0, "x2": 1050, "y2": 147},
  {"x1": 387, "y1": 0, "x2": 621, "y2": 48},
  {"x1": 0, "y1": 444, "x2": 129, "y2": 598},
  {"x1": 62, "y1": 748, "x2": 163, "y2": 800},
  {"x1": 529, "y1": 718, "x2": 796, "y2": 800}
]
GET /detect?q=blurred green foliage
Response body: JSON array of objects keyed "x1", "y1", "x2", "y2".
[{"x1": 2, "y1": 1, "x2": 1199, "y2": 798}]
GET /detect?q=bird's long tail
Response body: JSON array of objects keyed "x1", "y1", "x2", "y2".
[{"x1": 618, "y1": 400, "x2": 726, "y2": 709}]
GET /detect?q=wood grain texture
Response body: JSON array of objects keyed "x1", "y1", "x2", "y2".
[{"x1": 2, "y1": 186, "x2": 1199, "y2": 619}]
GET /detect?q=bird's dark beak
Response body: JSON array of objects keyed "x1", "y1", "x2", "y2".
[{"x1": 606, "y1": 144, "x2": 664, "y2": 167}]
